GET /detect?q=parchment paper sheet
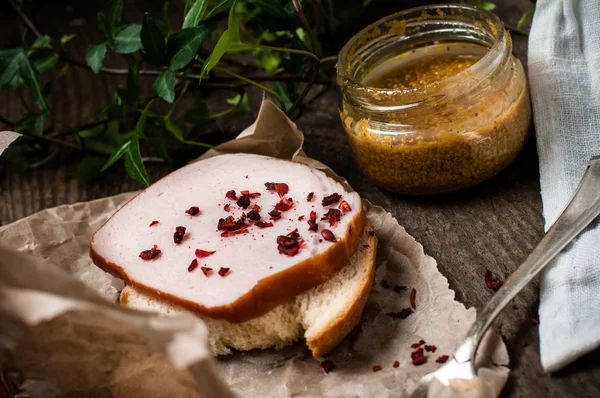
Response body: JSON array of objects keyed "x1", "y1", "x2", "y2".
[{"x1": 0, "y1": 101, "x2": 509, "y2": 397}]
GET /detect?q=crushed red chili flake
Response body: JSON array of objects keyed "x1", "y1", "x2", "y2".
[
  {"x1": 321, "y1": 229, "x2": 336, "y2": 242},
  {"x1": 201, "y1": 266, "x2": 213, "y2": 276},
  {"x1": 321, "y1": 208, "x2": 341, "y2": 227},
  {"x1": 149, "y1": 221, "x2": 159, "y2": 227},
  {"x1": 276, "y1": 229, "x2": 305, "y2": 256},
  {"x1": 339, "y1": 200, "x2": 352, "y2": 215},
  {"x1": 224, "y1": 204, "x2": 231, "y2": 212},
  {"x1": 255, "y1": 221, "x2": 274, "y2": 228},
  {"x1": 298, "y1": 215, "x2": 305, "y2": 221},
  {"x1": 139, "y1": 245, "x2": 161, "y2": 260},
  {"x1": 240, "y1": 190, "x2": 261, "y2": 198},
  {"x1": 247, "y1": 210, "x2": 261, "y2": 221},
  {"x1": 218, "y1": 267, "x2": 230, "y2": 277},
  {"x1": 386, "y1": 308, "x2": 413, "y2": 319},
  {"x1": 188, "y1": 259, "x2": 199, "y2": 272},
  {"x1": 372, "y1": 365, "x2": 382, "y2": 372},
  {"x1": 264, "y1": 182, "x2": 289, "y2": 197},
  {"x1": 173, "y1": 226, "x2": 186, "y2": 244},
  {"x1": 237, "y1": 195, "x2": 251, "y2": 209},
  {"x1": 322, "y1": 193, "x2": 342, "y2": 206},
  {"x1": 424, "y1": 345, "x2": 437, "y2": 353},
  {"x1": 320, "y1": 360, "x2": 335, "y2": 374},
  {"x1": 520, "y1": 342, "x2": 529, "y2": 348},
  {"x1": 225, "y1": 190, "x2": 237, "y2": 200},
  {"x1": 410, "y1": 288, "x2": 417, "y2": 310},
  {"x1": 411, "y1": 340, "x2": 426, "y2": 349},
  {"x1": 393, "y1": 361, "x2": 400, "y2": 368},
  {"x1": 308, "y1": 210, "x2": 318, "y2": 232},
  {"x1": 393, "y1": 285, "x2": 408, "y2": 293},
  {"x1": 531, "y1": 315, "x2": 540, "y2": 325},
  {"x1": 381, "y1": 279, "x2": 390, "y2": 289},
  {"x1": 368, "y1": 230, "x2": 375, "y2": 236},
  {"x1": 217, "y1": 215, "x2": 249, "y2": 233},
  {"x1": 411, "y1": 347, "x2": 426, "y2": 366},
  {"x1": 484, "y1": 270, "x2": 504, "y2": 290},
  {"x1": 436, "y1": 355, "x2": 449, "y2": 364},
  {"x1": 274, "y1": 197, "x2": 294, "y2": 212},
  {"x1": 269, "y1": 209, "x2": 282, "y2": 220},
  {"x1": 306, "y1": 192, "x2": 314, "y2": 202},
  {"x1": 195, "y1": 249, "x2": 216, "y2": 258},
  {"x1": 185, "y1": 206, "x2": 200, "y2": 216}
]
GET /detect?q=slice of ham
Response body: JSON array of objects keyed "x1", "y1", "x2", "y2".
[{"x1": 90, "y1": 153, "x2": 366, "y2": 323}]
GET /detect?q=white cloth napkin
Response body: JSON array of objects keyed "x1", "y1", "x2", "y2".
[{"x1": 528, "y1": 0, "x2": 600, "y2": 372}]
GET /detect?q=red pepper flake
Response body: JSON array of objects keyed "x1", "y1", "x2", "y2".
[
  {"x1": 173, "y1": 226, "x2": 186, "y2": 244},
  {"x1": 276, "y1": 229, "x2": 305, "y2": 257},
  {"x1": 424, "y1": 345, "x2": 437, "y2": 353},
  {"x1": 386, "y1": 308, "x2": 413, "y2": 319},
  {"x1": 411, "y1": 340, "x2": 426, "y2": 349},
  {"x1": 274, "y1": 197, "x2": 294, "y2": 212},
  {"x1": 320, "y1": 360, "x2": 335, "y2": 374},
  {"x1": 218, "y1": 267, "x2": 230, "y2": 277},
  {"x1": 264, "y1": 182, "x2": 289, "y2": 197},
  {"x1": 240, "y1": 190, "x2": 261, "y2": 199},
  {"x1": 188, "y1": 259, "x2": 199, "y2": 272},
  {"x1": 520, "y1": 342, "x2": 529, "y2": 348},
  {"x1": 512, "y1": 304, "x2": 519, "y2": 310},
  {"x1": 252, "y1": 204, "x2": 261, "y2": 212},
  {"x1": 247, "y1": 210, "x2": 261, "y2": 221},
  {"x1": 368, "y1": 230, "x2": 375, "y2": 236},
  {"x1": 321, "y1": 229, "x2": 336, "y2": 242},
  {"x1": 411, "y1": 347, "x2": 426, "y2": 366},
  {"x1": 224, "y1": 204, "x2": 231, "y2": 212},
  {"x1": 436, "y1": 355, "x2": 449, "y2": 364},
  {"x1": 269, "y1": 209, "x2": 282, "y2": 220},
  {"x1": 139, "y1": 245, "x2": 161, "y2": 261},
  {"x1": 306, "y1": 192, "x2": 314, "y2": 202},
  {"x1": 149, "y1": 220, "x2": 159, "y2": 227},
  {"x1": 185, "y1": 206, "x2": 200, "y2": 216},
  {"x1": 485, "y1": 270, "x2": 503, "y2": 290},
  {"x1": 225, "y1": 190, "x2": 237, "y2": 200},
  {"x1": 339, "y1": 200, "x2": 352, "y2": 215},
  {"x1": 381, "y1": 279, "x2": 390, "y2": 289},
  {"x1": 372, "y1": 365, "x2": 382, "y2": 372},
  {"x1": 195, "y1": 249, "x2": 216, "y2": 258},
  {"x1": 321, "y1": 208, "x2": 341, "y2": 227},
  {"x1": 308, "y1": 210, "x2": 318, "y2": 232},
  {"x1": 393, "y1": 285, "x2": 408, "y2": 293},
  {"x1": 217, "y1": 215, "x2": 249, "y2": 233},
  {"x1": 298, "y1": 215, "x2": 305, "y2": 221},
  {"x1": 237, "y1": 195, "x2": 251, "y2": 209},
  {"x1": 393, "y1": 360, "x2": 400, "y2": 368},
  {"x1": 201, "y1": 266, "x2": 213, "y2": 276},
  {"x1": 322, "y1": 193, "x2": 342, "y2": 206},
  {"x1": 531, "y1": 315, "x2": 540, "y2": 325},
  {"x1": 255, "y1": 221, "x2": 274, "y2": 228},
  {"x1": 410, "y1": 288, "x2": 417, "y2": 310}
]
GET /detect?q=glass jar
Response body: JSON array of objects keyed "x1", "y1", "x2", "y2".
[{"x1": 337, "y1": 4, "x2": 531, "y2": 195}]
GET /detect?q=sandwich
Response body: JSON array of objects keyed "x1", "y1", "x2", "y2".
[{"x1": 90, "y1": 153, "x2": 377, "y2": 357}]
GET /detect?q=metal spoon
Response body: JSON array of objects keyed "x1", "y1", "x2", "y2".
[{"x1": 411, "y1": 155, "x2": 600, "y2": 397}]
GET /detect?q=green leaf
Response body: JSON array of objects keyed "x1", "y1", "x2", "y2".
[
  {"x1": 199, "y1": 7, "x2": 239, "y2": 81},
  {"x1": 164, "y1": 117, "x2": 185, "y2": 141},
  {"x1": 86, "y1": 43, "x2": 107, "y2": 73},
  {"x1": 101, "y1": 140, "x2": 131, "y2": 171},
  {"x1": 166, "y1": 25, "x2": 212, "y2": 70},
  {"x1": 226, "y1": 92, "x2": 250, "y2": 112},
  {"x1": 31, "y1": 35, "x2": 53, "y2": 50},
  {"x1": 228, "y1": 4, "x2": 241, "y2": 42},
  {"x1": 34, "y1": 55, "x2": 58, "y2": 74},
  {"x1": 0, "y1": 48, "x2": 23, "y2": 86},
  {"x1": 517, "y1": 10, "x2": 534, "y2": 31},
  {"x1": 146, "y1": 122, "x2": 170, "y2": 161},
  {"x1": 60, "y1": 34, "x2": 77, "y2": 47},
  {"x1": 125, "y1": 137, "x2": 150, "y2": 186},
  {"x1": 206, "y1": 0, "x2": 235, "y2": 19},
  {"x1": 67, "y1": 156, "x2": 107, "y2": 180},
  {"x1": 108, "y1": 0, "x2": 124, "y2": 31},
  {"x1": 183, "y1": 0, "x2": 209, "y2": 28},
  {"x1": 15, "y1": 112, "x2": 45, "y2": 134},
  {"x1": 141, "y1": 13, "x2": 167, "y2": 65},
  {"x1": 184, "y1": 0, "x2": 195, "y2": 16},
  {"x1": 17, "y1": 53, "x2": 49, "y2": 112},
  {"x1": 152, "y1": 69, "x2": 176, "y2": 103},
  {"x1": 253, "y1": 47, "x2": 280, "y2": 71},
  {"x1": 273, "y1": 81, "x2": 301, "y2": 119},
  {"x1": 96, "y1": 12, "x2": 112, "y2": 41},
  {"x1": 248, "y1": 0, "x2": 287, "y2": 18},
  {"x1": 113, "y1": 24, "x2": 143, "y2": 53}
]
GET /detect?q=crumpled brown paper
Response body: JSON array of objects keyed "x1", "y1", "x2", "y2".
[{"x1": 0, "y1": 101, "x2": 509, "y2": 398}]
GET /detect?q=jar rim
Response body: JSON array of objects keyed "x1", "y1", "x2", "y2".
[{"x1": 337, "y1": 4, "x2": 506, "y2": 94}]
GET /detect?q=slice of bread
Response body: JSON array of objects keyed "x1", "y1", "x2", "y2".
[{"x1": 120, "y1": 221, "x2": 376, "y2": 358}]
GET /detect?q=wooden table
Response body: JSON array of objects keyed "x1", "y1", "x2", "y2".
[{"x1": 1, "y1": 1, "x2": 599, "y2": 397}]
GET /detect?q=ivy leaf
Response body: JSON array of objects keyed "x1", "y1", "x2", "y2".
[
  {"x1": 248, "y1": 0, "x2": 288, "y2": 18},
  {"x1": 0, "y1": 48, "x2": 23, "y2": 86},
  {"x1": 67, "y1": 156, "x2": 107, "y2": 180},
  {"x1": 152, "y1": 69, "x2": 176, "y2": 103},
  {"x1": 60, "y1": 34, "x2": 77, "y2": 47},
  {"x1": 226, "y1": 92, "x2": 250, "y2": 112},
  {"x1": 141, "y1": 13, "x2": 167, "y2": 66},
  {"x1": 167, "y1": 25, "x2": 213, "y2": 70},
  {"x1": 183, "y1": 0, "x2": 209, "y2": 29},
  {"x1": 31, "y1": 35, "x2": 53, "y2": 50},
  {"x1": 101, "y1": 140, "x2": 131, "y2": 172},
  {"x1": 108, "y1": 0, "x2": 124, "y2": 32},
  {"x1": 199, "y1": 7, "x2": 239, "y2": 80},
  {"x1": 17, "y1": 53, "x2": 49, "y2": 112},
  {"x1": 86, "y1": 43, "x2": 107, "y2": 73},
  {"x1": 113, "y1": 24, "x2": 143, "y2": 53},
  {"x1": 34, "y1": 55, "x2": 58, "y2": 74},
  {"x1": 253, "y1": 47, "x2": 280, "y2": 71},
  {"x1": 125, "y1": 137, "x2": 150, "y2": 186}
]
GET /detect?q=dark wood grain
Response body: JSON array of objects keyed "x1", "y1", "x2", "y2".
[{"x1": 1, "y1": 1, "x2": 599, "y2": 397}]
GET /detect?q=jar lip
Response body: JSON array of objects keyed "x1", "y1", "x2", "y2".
[{"x1": 337, "y1": 3, "x2": 506, "y2": 94}]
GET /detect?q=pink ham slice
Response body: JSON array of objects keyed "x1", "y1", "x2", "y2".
[{"x1": 90, "y1": 153, "x2": 366, "y2": 323}]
